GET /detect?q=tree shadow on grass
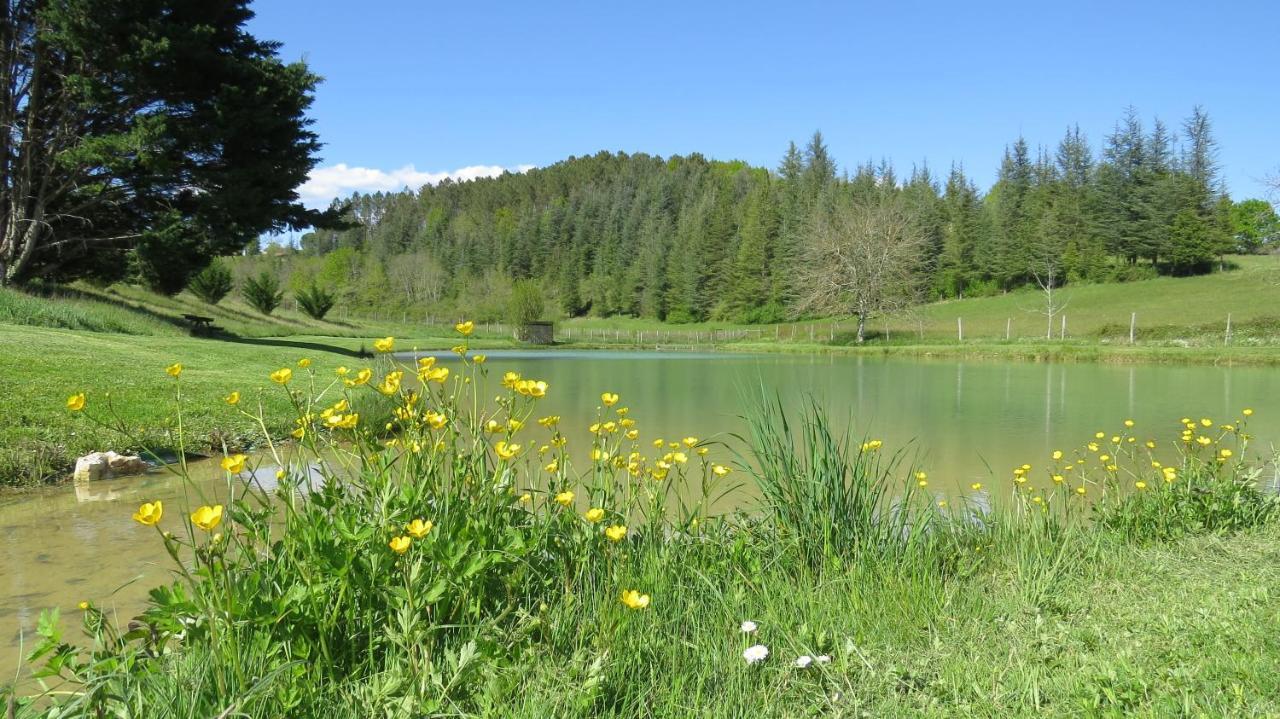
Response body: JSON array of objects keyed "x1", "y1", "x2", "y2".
[
  {"x1": 24, "y1": 283, "x2": 195, "y2": 333},
  {"x1": 217, "y1": 335, "x2": 374, "y2": 359}
]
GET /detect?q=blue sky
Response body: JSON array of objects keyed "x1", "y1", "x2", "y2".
[{"x1": 248, "y1": 0, "x2": 1279, "y2": 209}]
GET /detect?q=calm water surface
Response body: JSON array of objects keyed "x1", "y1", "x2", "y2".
[{"x1": 4, "y1": 350, "x2": 1278, "y2": 677}]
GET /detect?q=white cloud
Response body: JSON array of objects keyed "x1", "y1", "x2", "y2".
[{"x1": 299, "y1": 163, "x2": 536, "y2": 208}]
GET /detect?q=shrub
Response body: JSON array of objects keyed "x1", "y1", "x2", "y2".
[
  {"x1": 186, "y1": 260, "x2": 234, "y2": 305},
  {"x1": 294, "y1": 282, "x2": 336, "y2": 320},
  {"x1": 507, "y1": 279, "x2": 545, "y2": 326},
  {"x1": 241, "y1": 271, "x2": 283, "y2": 315}
]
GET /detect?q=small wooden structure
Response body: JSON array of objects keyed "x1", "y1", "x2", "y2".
[
  {"x1": 517, "y1": 321, "x2": 554, "y2": 345},
  {"x1": 182, "y1": 313, "x2": 218, "y2": 336}
]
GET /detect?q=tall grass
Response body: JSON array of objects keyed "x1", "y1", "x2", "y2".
[
  {"x1": 0, "y1": 286, "x2": 180, "y2": 336},
  {"x1": 742, "y1": 392, "x2": 933, "y2": 569}
]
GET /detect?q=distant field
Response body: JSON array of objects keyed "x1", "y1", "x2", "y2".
[{"x1": 903, "y1": 255, "x2": 1280, "y2": 344}]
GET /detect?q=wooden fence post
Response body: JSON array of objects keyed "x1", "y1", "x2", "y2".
[
  {"x1": 957, "y1": 317, "x2": 963, "y2": 342},
  {"x1": 1225, "y1": 313, "x2": 1232, "y2": 346},
  {"x1": 1129, "y1": 313, "x2": 1136, "y2": 345}
]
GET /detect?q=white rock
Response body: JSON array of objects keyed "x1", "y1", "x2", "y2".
[{"x1": 72, "y1": 451, "x2": 147, "y2": 482}]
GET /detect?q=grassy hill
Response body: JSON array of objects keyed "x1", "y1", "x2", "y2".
[{"x1": 904, "y1": 255, "x2": 1280, "y2": 344}]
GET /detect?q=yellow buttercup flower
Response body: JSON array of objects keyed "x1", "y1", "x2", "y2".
[
  {"x1": 519, "y1": 493, "x2": 533, "y2": 503},
  {"x1": 544, "y1": 459, "x2": 559, "y2": 473},
  {"x1": 473, "y1": 354, "x2": 487, "y2": 364},
  {"x1": 1135, "y1": 481, "x2": 1148, "y2": 490},
  {"x1": 495, "y1": 441, "x2": 522, "y2": 460},
  {"x1": 515, "y1": 379, "x2": 549, "y2": 397},
  {"x1": 132, "y1": 501, "x2": 163, "y2": 526},
  {"x1": 336, "y1": 366, "x2": 349, "y2": 376},
  {"x1": 1219, "y1": 448, "x2": 1233, "y2": 458},
  {"x1": 970, "y1": 482, "x2": 983, "y2": 491},
  {"x1": 682, "y1": 436, "x2": 699, "y2": 448},
  {"x1": 1200, "y1": 418, "x2": 1212, "y2": 427},
  {"x1": 539, "y1": 415, "x2": 560, "y2": 428},
  {"x1": 420, "y1": 367, "x2": 449, "y2": 384},
  {"x1": 190, "y1": 505, "x2": 223, "y2": 531},
  {"x1": 601, "y1": 392, "x2": 620, "y2": 407},
  {"x1": 625, "y1": 429, "x2": 639, "y2": 440},
  {"x1": 591, "y1": 448, "x2": 611, "y2": 462},
  {"x1": 343, "y1": 368, "x2": 372, "y2": 387},
  {"x1": 406, "y1": 518, "x2": 433, "y2": 539},
  {"x1": 915, "y1": 471, "x2": 928, "y2": 488},
  {"x1": 165, "y1": 363, "x2": 183, "y2": 378},
  {"x1": 1242, "y1": 408, "x2": 1253, "y2": 416},
  {"x1": 502, "y1": 371, "x2": 521, "y2": 388},
  {"x1": 604, "y1": 525, "x2": 627, "y2": 542},
  {"x1": 377, "y1": 370, "x2": 404, "y2": 396},
  {"x1": 554, "y1": 490, "x2": 575, "y2": 507},
  {"x1": 373, "y1": 337, "x2": 395, "y2": 353},
  {"x1": 270, "y1": 368, "x2": 293, "y2": 384},
  {"x1": 584, "y1": 507, "x2": 605, "y2": 523},
  {"x1": 712, "y1": 464, "x2": 731, "y2": 477},
  {"x1": 78, "y1": 601, "x2": 89, "y2": 610},
  {"x1": 451, "y1": 344, "x2": 468, "y2": 355},
  {"x1": 1075, "y1": 486, "x2": 1087, "y2": 496},
  {"x1": 620, "y1": 589, "x2": 650, "y2": 610},
  {"x1": 388, "y1": 536, "x2": 411, "y2": 554},
  {"x1": 66, "y1": 393, "x2": 86, "y2": 412},
  {"x1": 1051, "y1": 450, "x2": 1063, "y2": 460},
  {"x1": 220, "y1": 454, "x2": 247, "y2": 474},
  {"x1": 425, "y1": 411, "x2": 448, "y2": 430},
  {"x1": 224, "y1": 391, "x2": 240, "y2": 406},
  {"x1": 297, "y1": 358, "x2": 312, "y2": 368},
  {"x1": 455, "y1": 320, "x2": 474, "y2": 336}
]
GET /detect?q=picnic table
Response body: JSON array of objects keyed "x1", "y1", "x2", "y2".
[{"x1": 182, "y1": 313, "x2": 217, "y2": 336}]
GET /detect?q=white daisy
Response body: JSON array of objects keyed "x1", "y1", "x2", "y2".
[{"x1": 743, "y1": 644, "x2": 769, "y2": 664}]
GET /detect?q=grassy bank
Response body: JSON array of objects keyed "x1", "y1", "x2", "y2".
[
  {"x1": 0, "y1": 325, "x2": 519, "y2": 487},
  {"x1": 3, "y1": 349, "x2": 1276, "y2": 717}
]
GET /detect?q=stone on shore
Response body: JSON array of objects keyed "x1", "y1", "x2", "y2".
[{"x1": 73, "y1": 451, "x2": 148, "y2": 482}]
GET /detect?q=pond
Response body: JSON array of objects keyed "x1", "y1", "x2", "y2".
[{"x1": 3, "y1": 350, "x2": 1278, "y2": 678}]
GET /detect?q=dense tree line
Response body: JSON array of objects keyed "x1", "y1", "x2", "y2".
[{"x1": 265, "y1": 107, "x2": 1271, "y2": 323}]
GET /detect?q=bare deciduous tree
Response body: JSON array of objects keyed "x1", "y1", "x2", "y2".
[
  {"x1": 1029, "y1": 259, "x2": 1069, "y2": 339},
  {"x1": 792, "y1": 194, "x2": 926, "y2": 343}
]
